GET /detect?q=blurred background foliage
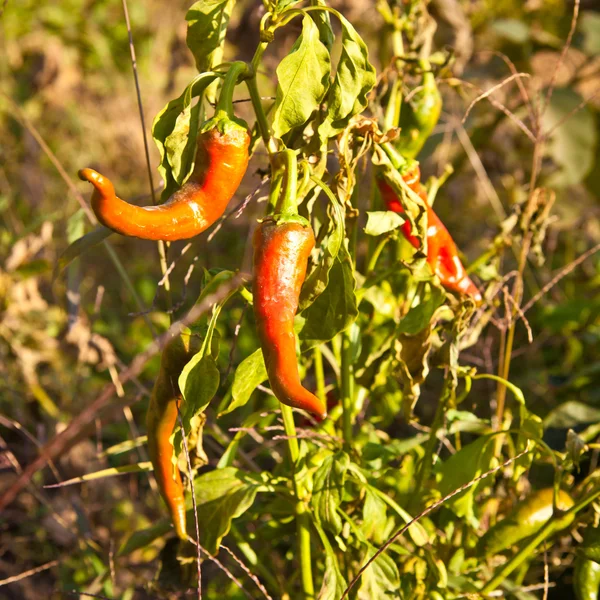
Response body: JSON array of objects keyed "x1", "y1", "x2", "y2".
[{"x1": 0, "y1": 0, "x2": 599, "y2": 597}]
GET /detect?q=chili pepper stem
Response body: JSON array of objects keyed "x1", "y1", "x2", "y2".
[
  {"x1": 281, "y1": 404, "x2": 315, "y2": 600},
  {"x1": 215, "y1": 61, "x2": 247, "y2": 116},
  {"x1": 276, "y1": 150, "x2": 298, "y2": 216}
]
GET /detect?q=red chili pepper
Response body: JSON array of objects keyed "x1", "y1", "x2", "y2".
[
  {"x1": 253, "y1": 217, "x2": 327, "y2": 419},
  {"x1": 79, "y1": 64, "x2": 249, "y2": 241},
  {"x1": 378, "y1": 168, "x2": 481, "y2": 302}
]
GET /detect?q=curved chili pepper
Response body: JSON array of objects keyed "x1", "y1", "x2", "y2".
[
  {"x1": 377, "y1": 168, "x2": 482, "y2": 301},
  {"x1": 253, "y1": 217, "x2": 326, "y2": 419},
  {"x1": 477, "y1": 488, "x2": 574, "y2": 556},
  {"x1": 79, "y1": 65, "x2": 250, "y2": 241},
  {"x1": 146, "y1": 330, "x2": 201, "y2": 539}
]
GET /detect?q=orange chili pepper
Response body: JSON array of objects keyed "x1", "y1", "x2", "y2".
[
  {"x1": 79, "y1": 64, "x2": 250, "y2": 241},
  {"x1": 146, "y1": 330, "x2": 201, "y2": 539}
]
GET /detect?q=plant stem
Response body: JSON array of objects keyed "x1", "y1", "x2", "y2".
[
  {"x1": 411, "y1": 382, "x2": 448, "y2": 510},
  {"x1": 281, "y1": 404, "x2": 315, "y2": 600},
  {"x1": 340, "y1": 330, "x2": 353, "y2": 449},
  {"x1": 313, "y1": 347, "x2": 326, "y2": 407},
  {"x1": 493, "y1": 141, "x2": 543, "y2": 457},
  {"x1": 366, "y1": 235, "x2": 391, "y2": 273}
]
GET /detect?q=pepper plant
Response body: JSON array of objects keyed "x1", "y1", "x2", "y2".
[{"x1": 2, "y1": 0, "x2": 600, "y2": 599}]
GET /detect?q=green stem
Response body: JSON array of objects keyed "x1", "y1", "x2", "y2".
[
  {"x1": 277, "y1": 150, "x2": 298, "y2": 216},
  {"x1": 411, "y1": 384, "x2": 448, "y2": 510},
  {"x1": 380, "y1": 141, "x2": 408, "y2": 171},
  {"x1": 366, "y1": 235, "x2": 391, "y2": 273},
  {"x1": 384, "y1": 76, "x2": 402, "y2": 132},
  {"x1": 392, "y1": 27, "x2": 404, "y2": 59},
  {"x1": 313, "y1": 347, "x2": 326, "y2": 408},
  {"x1": 340, "y1": 331, "x2": 354, "y2": 449},
  {"x1": 267, "y1": 170, "x2": 284, "y2": 215},
  {"x1": 281, "y1": 404, "x2": 315, "y2": 600},
  {"x1": 216, "y1": 61, "x2": 247, "y2": 115}
]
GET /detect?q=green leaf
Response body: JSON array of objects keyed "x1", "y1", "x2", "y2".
[
  {"x1": 118, "y1": 519, "x2": 172, "y2": 556},
  {"x1": 310, "y1": 0, "x2": 334, "y2": 51},
  {"x1": 543, "y1": 88, "x2": 598, "y2": 187},
  {"x1": 543, "y1": 400, "x2": 600, "y2": 429},
  {"x1": 189, "y1": 467, "x2": 264, "y2": 555},
  {"x1": 299, "y1": 248, "x2": 358, "y2": 349},
  {"x1": 54, "y1": 226, "x2": 113, "y2": 279},
  {"x1": 356, "y1": 545, "x2": 400, "y2": 600},
  {"x1": 580, "y1": 11, "x2": 600, "y2": 55},
  {"x1": 436, "y1": 435, "x2": 496, "y2": 524},
  {"x1": 152, "y1": 73, "x2": 218, "y2": 200},
  {"x1": 492, "y1": 18, "x2": 530, "y2": 44},
  {"x1": 180, "y1": 355, "x2": 220, "y2": 415},
  {"x1": 271, "y1": 16, "x2": 331, "y2": 139},
  {"x1": 174, "y1": 353, "x2": 220, "y2": 455},
  {"x1": 364, "y1": 210, "x2": 406, "y2": 236},
  {"x1": 311, "y1": 451, "x2": 350, "y2": 535},
  {"x1": 318, "y1": 15, "x2": 376, "y2": 139},
  {"x1": 220, "y1": 349, "x2": 268, "y2": 416},
  {"x1": 186, "y1": 0, "x2": 232, "y2": 73},
  {"x1": 397, "y1": 283, "x2": 445, "y2": 335},
  {"x1": 314, "y1": 521, "x2": 347, "y2": 600},
  {"x1": 580, "y1": 526, "x2": 600, "y2": 563},
  {"x1": 361, "y1": 488, "x2": 387, "y2": 543}
]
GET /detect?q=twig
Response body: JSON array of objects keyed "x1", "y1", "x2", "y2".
[
  {"x1": 521, "y1": 241, "x2": 600, "y2": 315},
  {"x1": 187, "y1": 538, "x2": 254, "y2": 600},
  {"x1": 0, "y1": 560, "x2": 59, "y2": 587},
  {"x1": 220, "y1": 545, "x2": 274, "y2": 600},
  {"x1": 543, "y1": 0, "x2": 580, "y2": 110},
  {"x1": 462, "y1": 73, "x2": 531, "y2": 125}
]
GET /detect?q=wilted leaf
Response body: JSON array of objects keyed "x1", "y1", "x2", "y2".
[
  {"x1": 318, "y1": 15, "x2": 376, "y2": 139},
  {"x1": 364, "y1": 210, "x2": 406, "y2": 236}
]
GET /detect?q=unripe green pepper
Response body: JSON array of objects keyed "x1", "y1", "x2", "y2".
[
  {"x1": 477, "y1": 488, "x2": 574, "y2": 556},
  {"x1": 396, "y1": 67, "x2": 442, "y2": 160},
  {"x1": 574, "y1": 557, "x2": 600, "y2": 600}
]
